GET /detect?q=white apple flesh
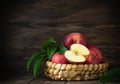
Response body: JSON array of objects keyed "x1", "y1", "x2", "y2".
[
  {"x1": 64, "y1": 51, "x2": 86, "y2": 63},
  {"x1": 70, "y1": 44, "x2": 90, "y2": 56}
]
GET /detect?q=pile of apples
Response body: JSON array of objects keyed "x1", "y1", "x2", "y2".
[{"x1": 51, "y1": 32, "x2": 102, "y2": 64}]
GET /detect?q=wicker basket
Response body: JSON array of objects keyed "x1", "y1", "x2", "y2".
[{"x1": 44, "y1": 61, "x2": 109, "y2": 80}]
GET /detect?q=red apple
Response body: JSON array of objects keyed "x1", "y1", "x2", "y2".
[
  {"x1": 63, "y1": 32, "x2": 87, "y2": 49},
  {"x1": 51, "y1": 52, "x2": 68, "y2": 64},
  {"x1": 86, "y1": 44, "x2": 102, "y2": 64}
]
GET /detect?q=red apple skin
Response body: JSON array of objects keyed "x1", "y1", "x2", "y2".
[
  {"x1": 86, "y1": 44, "x2": 102, "y2": 64},
  {"x1": 63, "y1": 32, "x2": 87, "y2": 49},
  {"x1": 51, "y1": 53, "x2": 68, "y2": 64}
]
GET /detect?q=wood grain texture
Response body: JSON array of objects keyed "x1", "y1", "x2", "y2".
[
  {"x1": 0, "y1": 0, "x2": 120, "y2": 75},
  {"x1": 0, "y1": 73, "x2": 120, "y2": 84}
]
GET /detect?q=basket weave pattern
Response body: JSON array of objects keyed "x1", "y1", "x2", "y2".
[{"x1": 44, "y1": 61, "x2": 109, "y2": 80}]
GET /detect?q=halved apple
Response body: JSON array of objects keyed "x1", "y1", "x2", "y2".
[
  {"x1": 64, "y1": 50, "x2": 86, "y2": 63},
  {"x1": 70, "y1": 44, "x2": 90, "y2": 56}
]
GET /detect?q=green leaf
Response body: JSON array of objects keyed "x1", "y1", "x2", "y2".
[
  {"x1": 26, "y1": 52, "x2": 41, "y2": 71},
  {"x1": 58, "y1": 45, "x2": 68, "y2": 54},
  {"x1": 99, "y1": 67, "x2": 120, "y2": 82},
  {"x1": 33, "y1": 55, "x2": 46, "y2": 77},
  {"x1": 41, "y1": 37, "x2": 56, "y2": 51},
  {"x1": 27, "y1": 37, "x2": 59, "y2": 77},
  {"x1": 26, "y1": 51, "x2": 46, "y2": 71},
  {"x1": 47, "y1": 44, "x2": 58, "y2": 60},
  {"x1": 47, "y1": 37, "x2": 56, "y2": 43}
]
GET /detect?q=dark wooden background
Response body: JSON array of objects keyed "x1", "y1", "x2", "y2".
[{"x1": 0, "y1": 0, "x2": 120, "y2": 79}]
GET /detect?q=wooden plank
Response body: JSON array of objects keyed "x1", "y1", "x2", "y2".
[
  {"x1": 66, "y1": 81, "x2": 120, "y2": 84},
  {"x1": 3, "y1": 0, "x2": 119, "y2": 23},
  {"x1": 29, "y1": 78, "x2": 65, "y2": 84},
  {"x1": 0, "y1": 73, "x2": 66, "y2": 84},
  {"x1": 0, "y1": 72, "x2": 120, "y2": 84},
  {"x1": 1, "y1": 23, "x2": 120, "y2": 49}
]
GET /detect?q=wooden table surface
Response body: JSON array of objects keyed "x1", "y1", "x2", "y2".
[
  {"x1": 0, "y1": 0, "x2": 120, "y2": 84},
  {"x1": 0, "y1": 72, "x2": 120, "y2": 84}
]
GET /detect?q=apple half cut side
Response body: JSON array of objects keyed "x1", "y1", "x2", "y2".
[
  {"x1": 70, "y1": 44, "x2": 90, "y2": 56},
  {"x1": 64, "y1": 51, "x2": 86, "y2": 63}
]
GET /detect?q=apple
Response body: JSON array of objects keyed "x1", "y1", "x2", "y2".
[
  {"x1": 64, "y1": 51, "x2": 86, "y2": 63},
  {"x1": 64, "y1": 44, "x2": 89, "y2": 63},
  {"x1": 63, "y1": 32, "x2": 87, "y2": 49},
  {"x1": 70, "y1": 44, "x2": 90, "y2": 56},
  {"x1": 51, "y1": 52, "x2": 68, "y2": 64},
  {"x1": 86, "y1": 44, "x2": 102, "y2": 64}
]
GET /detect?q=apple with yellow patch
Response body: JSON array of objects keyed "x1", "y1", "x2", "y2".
[
  {"x1": 64, "y1": 44, "x2": 90, "y2": 63},
  {"x1": 63, "y1": 32, "x2": 87, "y2": 49}
]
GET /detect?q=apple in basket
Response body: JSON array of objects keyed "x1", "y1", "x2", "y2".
[
  {"x1": 64, "y1": 43, "x2": 90, "y2": 63},
  {"x1": 63, "y1": 32, "x2": 87, "y2": 49},
  {"x1": 51, "y1": 52, "x2": 68, "y2": 64},
  {"x1": 86, "y1": 44, "x2": 103, "y2": 64}
]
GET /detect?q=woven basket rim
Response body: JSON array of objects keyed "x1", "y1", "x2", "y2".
[{"x1": 45, "y1": 60, "x2": 108, "y2": 65}]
